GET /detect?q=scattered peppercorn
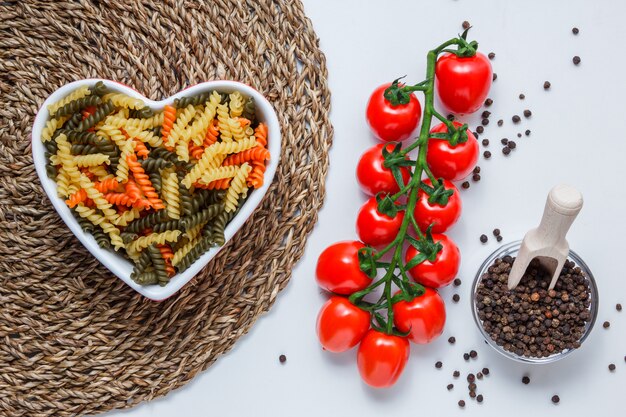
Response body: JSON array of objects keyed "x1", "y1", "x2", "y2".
[
  {"x1": 448, "y1": 336, "x2": 456, "y2": 344},
  {"x1": 279, "y1": 354, "x2": 287, "y2": 363},
  {"x1": 453, "y1": 279, "x2": 462, "y2": 288},
  {"x1": 512, "y1": 115, "x2": 521, "y2": 123},
  {"x1": 485, "y1": 98, "x2": 493, "y2": 106},
  {"x1": 447, "y1": 383, "x2": 454, "y2": 391},
  {"x1": 501, "y1": 138, "x2": 508, "y2": 145},
  {"x1": 517, "y1": 133, "x2": 522, "y2": 138},
  {"x1": 482, "y1": 111, "x2": 491, "y2": 118},
  {"x1": 544, "y1": 81, "x2": 551, "y2": 89},
  {"x1": 484, "y1": 150, "x2": 491, "y2": 159},
  {"x1": 497, "y1": 119, "x2": 503, "y2": 126},
  {"x1": 477, "y1": 372, "x2": 483, "y2": 379},
  {"x1": 496, "y1": 235, "x2": 503, "y2": 242},
  {"x1": 522, "y1": 376, "x2": 530, "y2": 384},
  {"x1": 552, "y1": 395, "x2": 560, "y2": 404},
  {"x1": 493, "y1": 228, "x2": 500, "y2": 236},
  {"x1": 462, "y1": 181, "x2": 470, "y2": 189},
  {"x1": 473, "y1": 131, "x2": 479, "y2": 138},
  {"x1": 523, "y1": 109, "x2": 532, "y2": 118},
  {"x1": 572, "y1": 27, "x2": 579, "y2": 34},
  {"x1": 436, "y1": 361, "x2": 443, "y2": 369},
  {"x1": 453, "y1": 370, "x2": 460, "y2": 378},
  {"x1": 519, "y1": 93, "x2": 525, "y2": 100},
  {"x1": 482, "y1": 139, "x2": 489, "y2": 146},
  {"x1": 482, "y1": 118, "x2": 489, "y2": 126},
  {"x1": 480, "y1": 234, "x2": 488, "y2": 243},
  {"x1": 473, "y1": 166, "x2": 481, "y2": 174},
  {"x1": 462, "y1": 21, "x2": 470, "y2": 29},
  {"x1": 488, "y1": 52, "x2": 495, "y2": 60},
  {"x1": 492, "y1": 73, "x2": 497, "y2": 81},
  {"x1": 453, "y1": 294, "x2": 460, "y2": 303},
  {"x1": 573, "y1": 56, "x2": 581, "y2": 65},
  {"x1": 469, "y1": 391, "x2": 477, "y2": 399},
  {"x1": 458, "y1": 400, "x2": 466, "y2": 408},
  {"x1": 525, "y1": 129, "x2": 531, "y2": 136},
  {"x1": 508, "y1": 141, "x2": 516, "y2": 149},
  {"x1": 609, "y1": 363, "x2": 616, "y2": 372},
  {"x1": 477, "y1": 125, "x2": 484, "y2": 133},
  {"x1": 467, "y1": 373, "x2": 476, "y2": 382},
  {"x1": 477, "y1": 394, "x2": 484, "y2": 403},
  {"x1": 463, "y1": 353, "x2": 470, "y2": 361},
  {"x1": 603, "y1": 321, "x2": 610, "y2": 329},
  {"x1": 502, "y1": 147, "x2": 511, "y2": 156},
  {"x1": 470, "y1": 350, "x2": 477, "y2": 359},
  {"x1": 617, "y1": 303, "x2": 622, "y2": 311},
  {"x1": 472, "y1": 173, "x2": 481, "y2": 182},
  {"x1": 482, "y1": 367, "x2": 489, "y2": 375}
]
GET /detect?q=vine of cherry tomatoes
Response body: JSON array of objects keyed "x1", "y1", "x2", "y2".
[{"x1": 316, "y1": 29, "x2": 491, "y2": 388}]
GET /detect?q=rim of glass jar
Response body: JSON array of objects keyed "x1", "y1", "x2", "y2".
[{"x1": 471, "y1": 240, "x2": 599, "y2": 364}]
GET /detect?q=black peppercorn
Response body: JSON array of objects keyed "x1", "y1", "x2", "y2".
[
  {"x1": 522, "y1": 376, "x2": 530, "y2": 384},
  {"x1": 279, "y1": 354, "x2": 287, "y2": 363},
  {"x1": 488, "y1": 52, "x2": 495, "y2": 60},
  {"x1": 552, "y1": 395, "x2": 560, "y2": 404},
  {"x1": 573, "y1": 56, "x2": 581, "y2": 65},
  {"x1": 544, "y1": 81, "x2": 551, "y2": 89},
  {"x1": 480, "y1": 234, "x2": 488, "y2": 243},
  {"x1": 448, "y1": 336, "x2": 456, "y2": 344}
]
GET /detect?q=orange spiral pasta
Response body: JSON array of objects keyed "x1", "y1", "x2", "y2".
[
  {"x1": 66, "y1": 178, "x2": 121, "y2": 207},
  {"x1": 157, "y1": 244, "x2": 176, "y2": 277},
  {"x1": 236, "y1": 117, "x2": 251, "y2": 128},
  {"x1": 189, "y1": 142, "x2": 205, "y2": 160},
  {"x1": 203, "y1": 119, "x2": 219, "y2": 147},
  {"x1": 96, "y1": 178, "x2": 121, "y2": 193},
  {"x1": 246, "y1": 123, "x2": 269, "y2": 188},
  {"x1": 222, "y1": 146, "x2": 270, "y2": 166},
  {"x1": 127, "y1": 153, "x2": 165, "y2": 210},
  {"x1": 254, "y1": 123, "x2": 268, "y2": 147},
  {"x1": 104, "y1": 192, "x2": 139, "y2": 208},
  {"x1": 194, "y1": 177, "x2": 232, "y2": 190},
  {"x1": 161, "y1": 105, "x2": 177, "y2": 142},
  {"x1": 124, "y1": 179, "x2": 142, "y2": 200},
  {"x1": 134, "y1": 139, "x2": 150, "y2": 159}
]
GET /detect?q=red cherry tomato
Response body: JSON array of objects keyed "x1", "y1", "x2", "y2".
[
  {"x1": 317, "y1": 297, "x2": 371, "y2": 352},
  {"x1": 356, "y1": 143, "x2": 411, "y2": 196},
  {"x1": 414, "y1": 178, "x2": 462, "y2": 233},
  {"x1": 393, "y1": 287, "x2": 446, "y2": 343},
  {"x1": 357, "y1": 330, "x2": 410, "y2": 388},
  {"x1": 316, "y1": 241, "x2": 372, "y2": 294},
  {"x1": 356, "y1": 197, "x2": 404, "y2": 247},
  {"x1": 405, "y1": 233, "x2": 460, "y2": 288},
  {"x1": 366, "y1": 83, "x2": 422, "y2": 142},
  {"x1": 426, "y1": 122, "x2": 479, "y2": 181},
  {"x1": 435, "y1": 52, "x2": 492, "y2": 114}
]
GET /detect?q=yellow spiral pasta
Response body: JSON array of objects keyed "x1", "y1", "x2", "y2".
[
  {"x1": 55, "y1": 166, "x2": 72, "y2": 198},
  {"x1": 74, "y1": 154, "x2": 110, "y2": 168},
  {"x1": 171, "y1": 237, "x2": 200, "y2": 267},
  {"x1": 56, "y1": 134, "x2": 81, "y2": 184},
  {"x1": 198, "y1": 165, "x2": 238, "y2": 184},
  {"x1": 127, "y1": 230, "x2": 181, "y2": 253},
  {"x1": 47, "y1": 86, "x2": 91, "y2": 114},
  {"x1": 207, "y1": 153, "x2": 227, "y2": 170},
  {"x1": 229, "y1": 91, "x2": 244, "y2": 118},
  {"x1": 166, "y1": 104, "x2": 196, "y2": 147},
  {"x1": 224, "y1": 163, "x2": 252, "y2": 212},
  {"x1": 102, "y1": 92, "x2": 145, "y2": 110},
  {"x1": 116, "y1": 139, "x2": 136, "y2": 182},
  {"x1": 113, "y1": 208, "x2": 141, "y2": 226},
  {"x1": 183, "y1": 222, "x2": 205, "y2": 242},
  {"x1": 104, "y1": 112, "x2": 163, "y2": 131},
  {"x1": 182, "y1": 137, "x2": 257, "y2": 188},
  {"x1": 77, "y1": 174, "x2": 118, "y2": 222},
  {"x1": 161, "y1": 171, "x2": 181, "y2": 220},
  {"x1": 75, "y1": 203, "x2": 124, "y2": 250},
  {"x1": 216, "y1": 103, "x2": 233, "y2": 142},
  {"x1": 124, "y1": 125, "x2": 162, "y2": 147},
  {"x1": 89, "y1": 165, "x2": 114, "y2": 180},
  {"x1": 42, "y1": 116, "x2": 69, "y2": 142},
  {"x1": 187, "y1": 106, "x2": 218, "y2": 147},
  {"x1": 98, "y1": 124, "x2": 127, "y2": 147},
  {"x1": 227, "y1": 117, "x2": 246, "y2": 141}
]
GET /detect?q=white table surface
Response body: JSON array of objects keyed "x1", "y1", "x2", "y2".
[{"x1": 107, "y1": 1, "x2": 626, "y2": 416}]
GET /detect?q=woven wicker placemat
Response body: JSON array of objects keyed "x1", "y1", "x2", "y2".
[{"x1": 0, "y1": 1, "x2": 332, "y2": 415}]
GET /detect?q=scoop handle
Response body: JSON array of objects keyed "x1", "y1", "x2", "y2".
[{"x1": 535, "y1": 184, "x2": 583, "y2": 246}]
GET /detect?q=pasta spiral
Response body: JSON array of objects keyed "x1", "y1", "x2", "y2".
[
  {"x1": 161, "y1": 171, "x2": 181, "y2": 220},
  {"x1": 223, "y1": 163, "x2": 252, "y2": 212}
]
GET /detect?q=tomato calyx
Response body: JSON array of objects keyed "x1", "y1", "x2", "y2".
[
  {"x1": 405, "y1": 226, "x2": 443, "y2": 270},
  {"x1": 420, "y1": 178, "x2": 454, "y2": 206},
  {"x1": 383, "y1": 76, "x2": 428, "y2": 106},
  {"x1": 357, "y1": 246, "x2": 379, "y2": 279},
  {"x1": 440, "y1": 28, "x2": 478, "y2": 58},
  {"x1": 430, "y1": 121, "x2": 470, "y2": 146}
]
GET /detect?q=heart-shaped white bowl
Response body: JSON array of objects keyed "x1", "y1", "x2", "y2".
[{"x1": 32, "y1": 79, "x2": 281, "y2": 301}]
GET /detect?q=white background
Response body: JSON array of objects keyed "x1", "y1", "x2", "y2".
[{"x1": 108, "y1": 1, "x2": 626, "y2": 416}]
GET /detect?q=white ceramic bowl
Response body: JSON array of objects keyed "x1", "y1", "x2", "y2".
[{"x1": 32, "y1": 79, "x2": 281, "y2": 301}]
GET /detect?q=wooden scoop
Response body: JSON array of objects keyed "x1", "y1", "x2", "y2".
[{"x1": 507, "y1": 184, "x2": 583, "y2": 290}]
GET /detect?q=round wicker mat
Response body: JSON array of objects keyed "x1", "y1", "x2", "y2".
[{"x1": 0, "y1": 1, "x2": 332, "y2": 415}]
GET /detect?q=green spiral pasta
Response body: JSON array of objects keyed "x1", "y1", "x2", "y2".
[
  {"x1": 173, "y1": 91, "x2": 211, "y2": 108},
  {"x1": 59, "y1": 129, "x2": 102, "y2": 145},
  {"x1": 45, "y1": 158, "x2": 57, "y2": 179},
  {"x1": 131, "y1": 270, "x2": 159, "y2": 285},
  {"x1": 121, "y1": 231, "x2": 139, "y2": 244},
  {"x1": 71, "y1": 143, "x2": 100, "y2": 155},
  {"x1": 242, "y1": 96, "x2": 256, "y2": 122},
  {"x1": 124, "y1": 210, "x2": 170, "y2": 234},
  {"x1": 150, "y1": 147, "x2": 178, "y2": 164},
  {"x1": 63, "y1": 112, "x2": 85, "y2": 131},
  {"x1": 148, "y1": 171, "x2": 162, "y2": 194},
  {"x1": 129, "y1": 106, "x2": 154, "y2": 119},
  {"x1": 77, "y1": 100, "x2": 114, "y2": 132},
  {"x1": 92, "y1": 227, "x2": 111, "y2": 249},
  {"x1": 146, "y1": 244, "x2": 169, "y2": 286},
  {"x1": 72, "y1": 209, "x2": 95, "y2": 233},
  {"x1": 141, "y1": 157, "x2": 173, "y2": 172},
  {"x1": 179, "y1": 203, "x2": 223, "y2": 230},
  {"x1": 151, "y1": 219, "x2": 181, "y2": 233},
  {"x1": 207, "y1": 196, "x2": 244, "y2": 246},
  {"x1": 151, "y1": 126, "x2": 162, "y2": 137},
  {"x1": 90, "y1": 81, "x2": 108, "y2": 96},
  {"x1": 175, "y1": 235, "x2": 215, "y2": 273},
  {"x1": 44, "y1": 138, "x2": 58, "y2": 155},
  {"x1": 53, "y1": 95, "x2": 102, "y2": 118}
]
